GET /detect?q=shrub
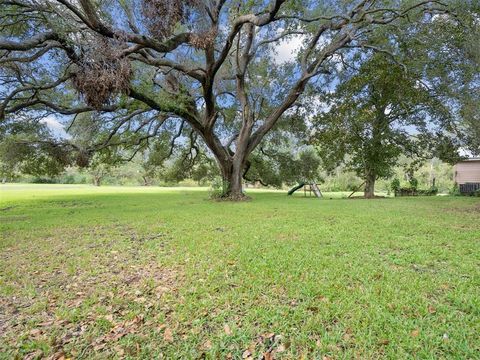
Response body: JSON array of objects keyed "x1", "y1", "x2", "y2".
[
  {"x1": 449, "y1": 184, "x2": 461, "y2": 196},
  {"x1": 209, "y1": 177, "x2": 226, "y2": 199},
  {"x1": 409, "y1": 177, "x2": 418, "y2": 191},
  {"x1": 31, "y1": 177, "x2": 56, "y2": 184},
  {"x1": 390, "y1": 178, "x2": 401, "y2": 192},
  {"x1": 398, "y1": 187, "x2": 416, "y2": 196},
  {"x1": 63, "y1": 175, "x2": 76, "y2": 184},
  {"x1": 417, "y1": 187, "x2": 438, "y2": 196}
]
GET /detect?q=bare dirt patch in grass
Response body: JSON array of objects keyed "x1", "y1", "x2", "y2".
[
  {"x1": 0, "y1": 215, "x2": 30, "y2": 222},
  {"x1": 447, "y1": 202, "x2": 480, "y2": 214},
  {"x1": 0, "y1": 206, "x2": 16, "y2": 211},
  {"x1": 0, "y1": 224, "x2": 183, "y2": 359},
  {"x1": 348, "y1": 195, "x2": 387, "y2": 199}
]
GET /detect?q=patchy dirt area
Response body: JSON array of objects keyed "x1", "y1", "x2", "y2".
[
  {"x1": 348, "y1": 195, "x2": 388, "y2": 199},
  {"x1": 447, "y1": 202, "x2": 480, "y2": 214},
  {"x1": 0, "y1": 224, "x2": 183, "y2": 359}
]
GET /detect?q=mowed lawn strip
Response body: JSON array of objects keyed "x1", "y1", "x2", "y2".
[{"x1": 0, "y1": 185, "x2": 479, "y2": 359}]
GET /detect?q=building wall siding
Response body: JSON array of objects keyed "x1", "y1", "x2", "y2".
[{"x1": 455, "y1": 161, "x2": 480, "y2": 184}]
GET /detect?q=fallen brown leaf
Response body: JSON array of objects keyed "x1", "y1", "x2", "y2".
[
  {"x1": 115, "y1": 346, "x2": 125, "y2": 357},
  {"x1": 242, "y1": 349, "x2": 253, "y2": 359},
  {"x1": 411, "y1": 329, "x2": 420, "y2": 337},
  {"x1": 378, "y1": 339, "x2": 390, "y2": 345},
  {"x1": 164, "y1": 327, "x2": 174, "y2": 343},
  {"x1": 224, "y1": 324, "x2": 232, "y2": 335},
  {"x1": 50, "y1": 350, "x2": 67, "y2": 360},
  {"x1": 24, "y1": 350, "x2": 43, "y2": 360},
  {"x1": 37, "y1": 320, "x2": 54, "y2": 327},
  {"x1": 202, "y1": 340, "x2": 212, "y2": 350},
  {"x1": 93, "y1": 343, "x2": 107, "y2": 351},
  {"x1": 29, "y1": 329, "x2": 42, "y2": 337},
  {"x1": 263, "y1": 351, "x2": 275, "y2": 360}
]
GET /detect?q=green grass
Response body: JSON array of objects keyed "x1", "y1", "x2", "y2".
[{"x1": 0, "y1": 184, "x2": 479, "y2": 359}]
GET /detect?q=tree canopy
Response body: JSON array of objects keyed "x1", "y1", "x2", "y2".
[{"x1": 312, "y1": 54, "x2": 455, "y2": 197}]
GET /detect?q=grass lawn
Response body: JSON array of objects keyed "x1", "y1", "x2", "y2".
[{"x1": 0, "y1": 185, "x2": 479, "y2": 359}]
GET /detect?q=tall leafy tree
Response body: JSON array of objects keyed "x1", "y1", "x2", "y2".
[
  {"x1": 311, "y1": 2, "x2": 479, "y2": 198},
  {"x1": 312, "y1": 55, "x2": 454, "y2": 198},
  {"x1": 0, "y1": 0, "x2": 451, "y2": 199},
  {"x1": 406, "y1": 2, "x2": 480, "y2": 155}
]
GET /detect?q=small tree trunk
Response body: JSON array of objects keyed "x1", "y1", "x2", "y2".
[
  {"x1": 93, "y1": 176, "x2": 101, "y2": 186},
  {"x1": 364, "y1": 173, "x2": 376, "y2": 198}
]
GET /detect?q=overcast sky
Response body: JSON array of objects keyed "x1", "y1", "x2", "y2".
[{"x1": 40, "y1": 115, "x2": 71, "y2": 139}]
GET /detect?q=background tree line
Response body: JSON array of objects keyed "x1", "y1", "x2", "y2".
[{"x1": 3, "y1": 152, "x2": 455, "y2": 196}]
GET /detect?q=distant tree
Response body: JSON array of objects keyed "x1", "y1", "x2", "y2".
[
  {"x1": 311, "y1": 55, "x2": 454, "y2": 198},
  {"x1": 0, "y1": 0, "x2": 453, "y2": 199},
  {"x1": 89, "y1": 163, "x2": 109, "y2": 186},
  {"x1": 245, "y1": 146, "x2": 322, "y2": 188},
  {"x1": 86, "y1": 149, "x2": 122, "y2": 186},
  {"x1": 138, "y1": 153, "x2": 155, "y2": 186},
  {"x1": 0, "y1": 117, "x2": 70, "y2": 182},
  {"x1": 137, "y1": 131, "x2": 218, "y2": 185}
]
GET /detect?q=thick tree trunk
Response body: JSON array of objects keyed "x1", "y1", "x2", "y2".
[
  {"x1": 364, "y1": 173, "x2": 376, "y2": 198},
  {"x1": 218, "y1": 161, "x2": 246, "y2": 200},
  {"x1": 214, "y1": 150, "x2": 249, "y2": 200},
  {"x1": 228, "y1": 171, "x2": 244, "y2": 199}
]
